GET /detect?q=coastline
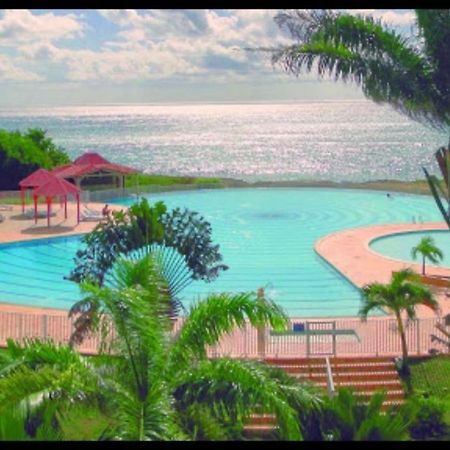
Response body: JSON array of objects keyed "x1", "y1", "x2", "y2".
[{"x1": 136, "y1": 176, "x2": 434, "y2": 197}]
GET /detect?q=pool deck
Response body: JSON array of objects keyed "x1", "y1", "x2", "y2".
[
  {"x1": 0, "y1": 202, "x2": 125, "y2": 244},
  {"x1": 315, "y1": 222, "x2": 450, "y2": 319}
]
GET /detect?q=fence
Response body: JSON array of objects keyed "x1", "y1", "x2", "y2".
[{"x1": 0, "y1": 309, "x2": 448, "y2": 358}]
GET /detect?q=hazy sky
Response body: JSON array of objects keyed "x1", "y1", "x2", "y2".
[{"x1": 0, "y1": 9, "x2": 417, "y2": 106}]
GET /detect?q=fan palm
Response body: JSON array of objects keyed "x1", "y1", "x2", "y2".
[
  {"x1": 411, "y1": 236, "x2": 444, "y2": 275},
  {"x1": 360, "y1": 269, "x2": 438, "y2": 374},
  {"x1": 0, "y1": 253, "x2": 321, "y2": 441}
]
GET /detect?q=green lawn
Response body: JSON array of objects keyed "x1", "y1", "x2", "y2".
[
  {"x1": 125, "y1": 173, "x2": 223, "y2": 188},
  {"x1": 408, "y1": 356, "x2": 450, "y2": 397},
  {"x1": 406, "y1": 356, "x2": 450, "y2": 432}
]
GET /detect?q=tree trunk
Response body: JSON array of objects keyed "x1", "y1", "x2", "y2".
[
  {"x1": 422, "y1": 256, "x2": 426, "y2": 275},
  {"x1": 396, "y1": 312, "x2": 409, "y2": 374}
]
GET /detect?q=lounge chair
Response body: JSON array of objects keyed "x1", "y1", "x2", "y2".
[
  {"x1": 0, "y1": 214, "x2": 4, "y2": 223},
  {"x1": 24, "y1": 208, "x2": 56, "y2": 219},
  {"x1": 0, "y1": 204, "x2": 13, "y2": 211},
  {"x1": 81, "y1": 209, "x2": 104, "y2": 221}
]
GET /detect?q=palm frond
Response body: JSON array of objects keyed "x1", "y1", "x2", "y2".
[
  {"x1": 272, "y1": 9, "x2": 449, "y2": 129},
  {"x1": 169, "y1": 292, "x2": 288, "y2": 368},
  {"x1": 173, "y1": 358, "x2": 304, "y2": 440}
]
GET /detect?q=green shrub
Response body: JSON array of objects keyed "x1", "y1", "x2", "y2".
[
  {"x1": 407, "y1": 394, "x2": 449, "y2": 440},
  {"x1": 0, "y1": 128, "x2": 70, "y2": 190}
]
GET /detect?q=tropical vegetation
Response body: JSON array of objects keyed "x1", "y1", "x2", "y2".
[
  {"x1": 0, "y1": 252, "x2": 321, "y2": 441},
  {"x1": 0, "y1": 128, "x2": 70, "y2": 190},
  {"x1": 360, "y1": 269, "x2": 438, "y2": 374},
  {"x1": 411, "y1": 236, "x2": 444, "y2": 274}
]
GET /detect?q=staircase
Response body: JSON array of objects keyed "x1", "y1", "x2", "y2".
[{"x1": 243, "y1": 356, "x2": 405, "y2": 437}]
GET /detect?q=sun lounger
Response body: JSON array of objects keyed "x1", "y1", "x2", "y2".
[
  {"x1": 81, "y1": 210, "x2": 104, "y2": 221},
  {"x1": 0, "y1": 214, "x2": 4, "y2": 223},
  {"x1": 24, "y1": 208, "x2": 56, "y2": 219},
  {"x1": 0, "y1": 204, "x2": 13, "y2": 211}
]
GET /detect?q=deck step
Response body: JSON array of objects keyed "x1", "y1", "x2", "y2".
[{"x1": 244, "y1": 356, "x2": 406, "y2": 436}]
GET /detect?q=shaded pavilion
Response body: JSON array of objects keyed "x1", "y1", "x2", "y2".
[
  {"x1": 18, "y1": 168, "x2": 55, "y2": 213},
  {"x1": 52, "y1": 152, "x2": 137, "y2": 190},
  {"x1": 32, "y1": 176, "x2": 81, "y2": 227}
]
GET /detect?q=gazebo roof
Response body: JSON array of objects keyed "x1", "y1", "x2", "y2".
[
  {"x1": 33, "y1": 176, "x2": 81, "y2": 198},
  {"x1": 74, "y1": 152, "x2": 110, "y2": 165},
  {"x1": 19, "y1": 168, "x2": 54, "y2": 188},
  {"x1": 52, "y1": 152, "x2": 137, "y2": 178}
]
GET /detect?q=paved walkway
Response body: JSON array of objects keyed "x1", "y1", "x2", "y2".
[
  {"x1": 315, "y1": 222, "x2": 450, "y2": 318},
  {"x1": 0, "y1": 202, "x2": 125, "y2": 244}
]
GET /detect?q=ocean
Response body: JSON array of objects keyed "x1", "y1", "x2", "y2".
[{"x1": 0, "y1": 100, "x2": 447, "y2": 182}]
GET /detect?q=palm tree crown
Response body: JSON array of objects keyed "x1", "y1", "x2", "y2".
[
  {"x1": 360, "y1": 268, "x2": 438, "y2": 373},
  {"x1": 411, "y1": 236, "x2": 444, "y2": 274}
]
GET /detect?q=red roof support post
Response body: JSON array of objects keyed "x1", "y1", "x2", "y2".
[
  {"x1": 20, "y1": 187, "x2": 26, "y2": 213},
  {"x1": 33, "y1": 194, "x2": 38, "y2": 224},
  {"x1": 64, "y1": 195, "x2": 68, "y2": 219},
  {"x1": 76, "y1": 193, "x2": 80, "y2": 224},
  {"x1": 46, "y1": 196, "x2": 52, "y2": 227}
]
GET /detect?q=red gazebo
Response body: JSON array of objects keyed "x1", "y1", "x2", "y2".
[
  {"x1": 52, "y1": 152, "x2": 137, "y2": 190},
  {"x1": 18, "y1": 168, "x2": 55, "y2": 213},
  {"x1": 32, "y1": 176, "x2": 81, "y2": 227}
]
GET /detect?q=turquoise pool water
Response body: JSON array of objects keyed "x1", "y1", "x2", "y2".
[
  {"x1": 370, "y1": 229, "x2": 450, "y2": 268},
  {"x1": 0, "y1": 188, "x2": 443, "y2": 316}
]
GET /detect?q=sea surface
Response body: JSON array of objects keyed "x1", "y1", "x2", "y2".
[{"x1": 0, "y1": 101, "x2": 447, "y2": 182}]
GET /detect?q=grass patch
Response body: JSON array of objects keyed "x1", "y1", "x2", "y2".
[
  {"x1": 0, "y1": 196, "x2": 47, "y2": 205},
  {"x1": 407, "y1": 356, "x2": 450, "y2": 397},
  {"x1": 125, "y1": 173, "x2": 223, "y2": 188},
  {"x1": 58, "y1": 405, "x2": 115, "y2": 440}
]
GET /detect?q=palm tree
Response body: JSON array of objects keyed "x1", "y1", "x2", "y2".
[
  {"x1": 0, "y1": 253, "x2": 321, "y2": 441},
  {"x1": 271, "y1": 10, "x2": 450, "y2": 225},
  {"x1": 360, "y1": 269, "x2": 438, "y2": 374},
  {"x1": 411, "y1": 236, "x2": 444, "y2": 275}
]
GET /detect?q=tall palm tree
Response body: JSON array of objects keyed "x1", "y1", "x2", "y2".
[
  {"x1": 0, "y1": 254, "x2": 321, "y2": 441},
  {"x1": 360, "y1": 269, "x2": 438, "y2": 374},
  {"x1": 411, "y1": 236, "x2": 444, "y2": 275}
]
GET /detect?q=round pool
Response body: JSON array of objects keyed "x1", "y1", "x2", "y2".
[
  {"x1": 370, "y1": 229, "x2": 450, "y2": 268},
  {"x1": 0, "y1": 188, "x2": 443, "y2": 316}
]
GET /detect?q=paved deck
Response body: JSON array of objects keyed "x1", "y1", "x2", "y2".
[
  {"x1": 0, "y1": 202, "x2": 125, "y2": 244},
  {"x1": 315, "y1": 222, "x2": 450, "y2": 318}
]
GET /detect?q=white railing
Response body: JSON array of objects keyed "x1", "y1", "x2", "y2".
[
  {"x1": 325, "y1": 356, "x2": 336, "y2": 397},
  {"x1": 1, "y1": 309, "x2": 447, "y2": 358}
]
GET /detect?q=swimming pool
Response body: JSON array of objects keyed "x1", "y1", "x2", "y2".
[
  {"x1": 370, "y1": 229, "x2": 450, "y2": 268},
  {"x1": 0, "y1": 188, "x2": 443, "y2": 316}
]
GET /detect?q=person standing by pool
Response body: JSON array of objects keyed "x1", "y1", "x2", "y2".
[{"x1": 102, "y1": 204, "x2": 111, "y2": 217}]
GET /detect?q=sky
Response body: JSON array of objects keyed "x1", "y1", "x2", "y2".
[{"x1": 0, "y1": 9, "x2": 417, "y2": 107}]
